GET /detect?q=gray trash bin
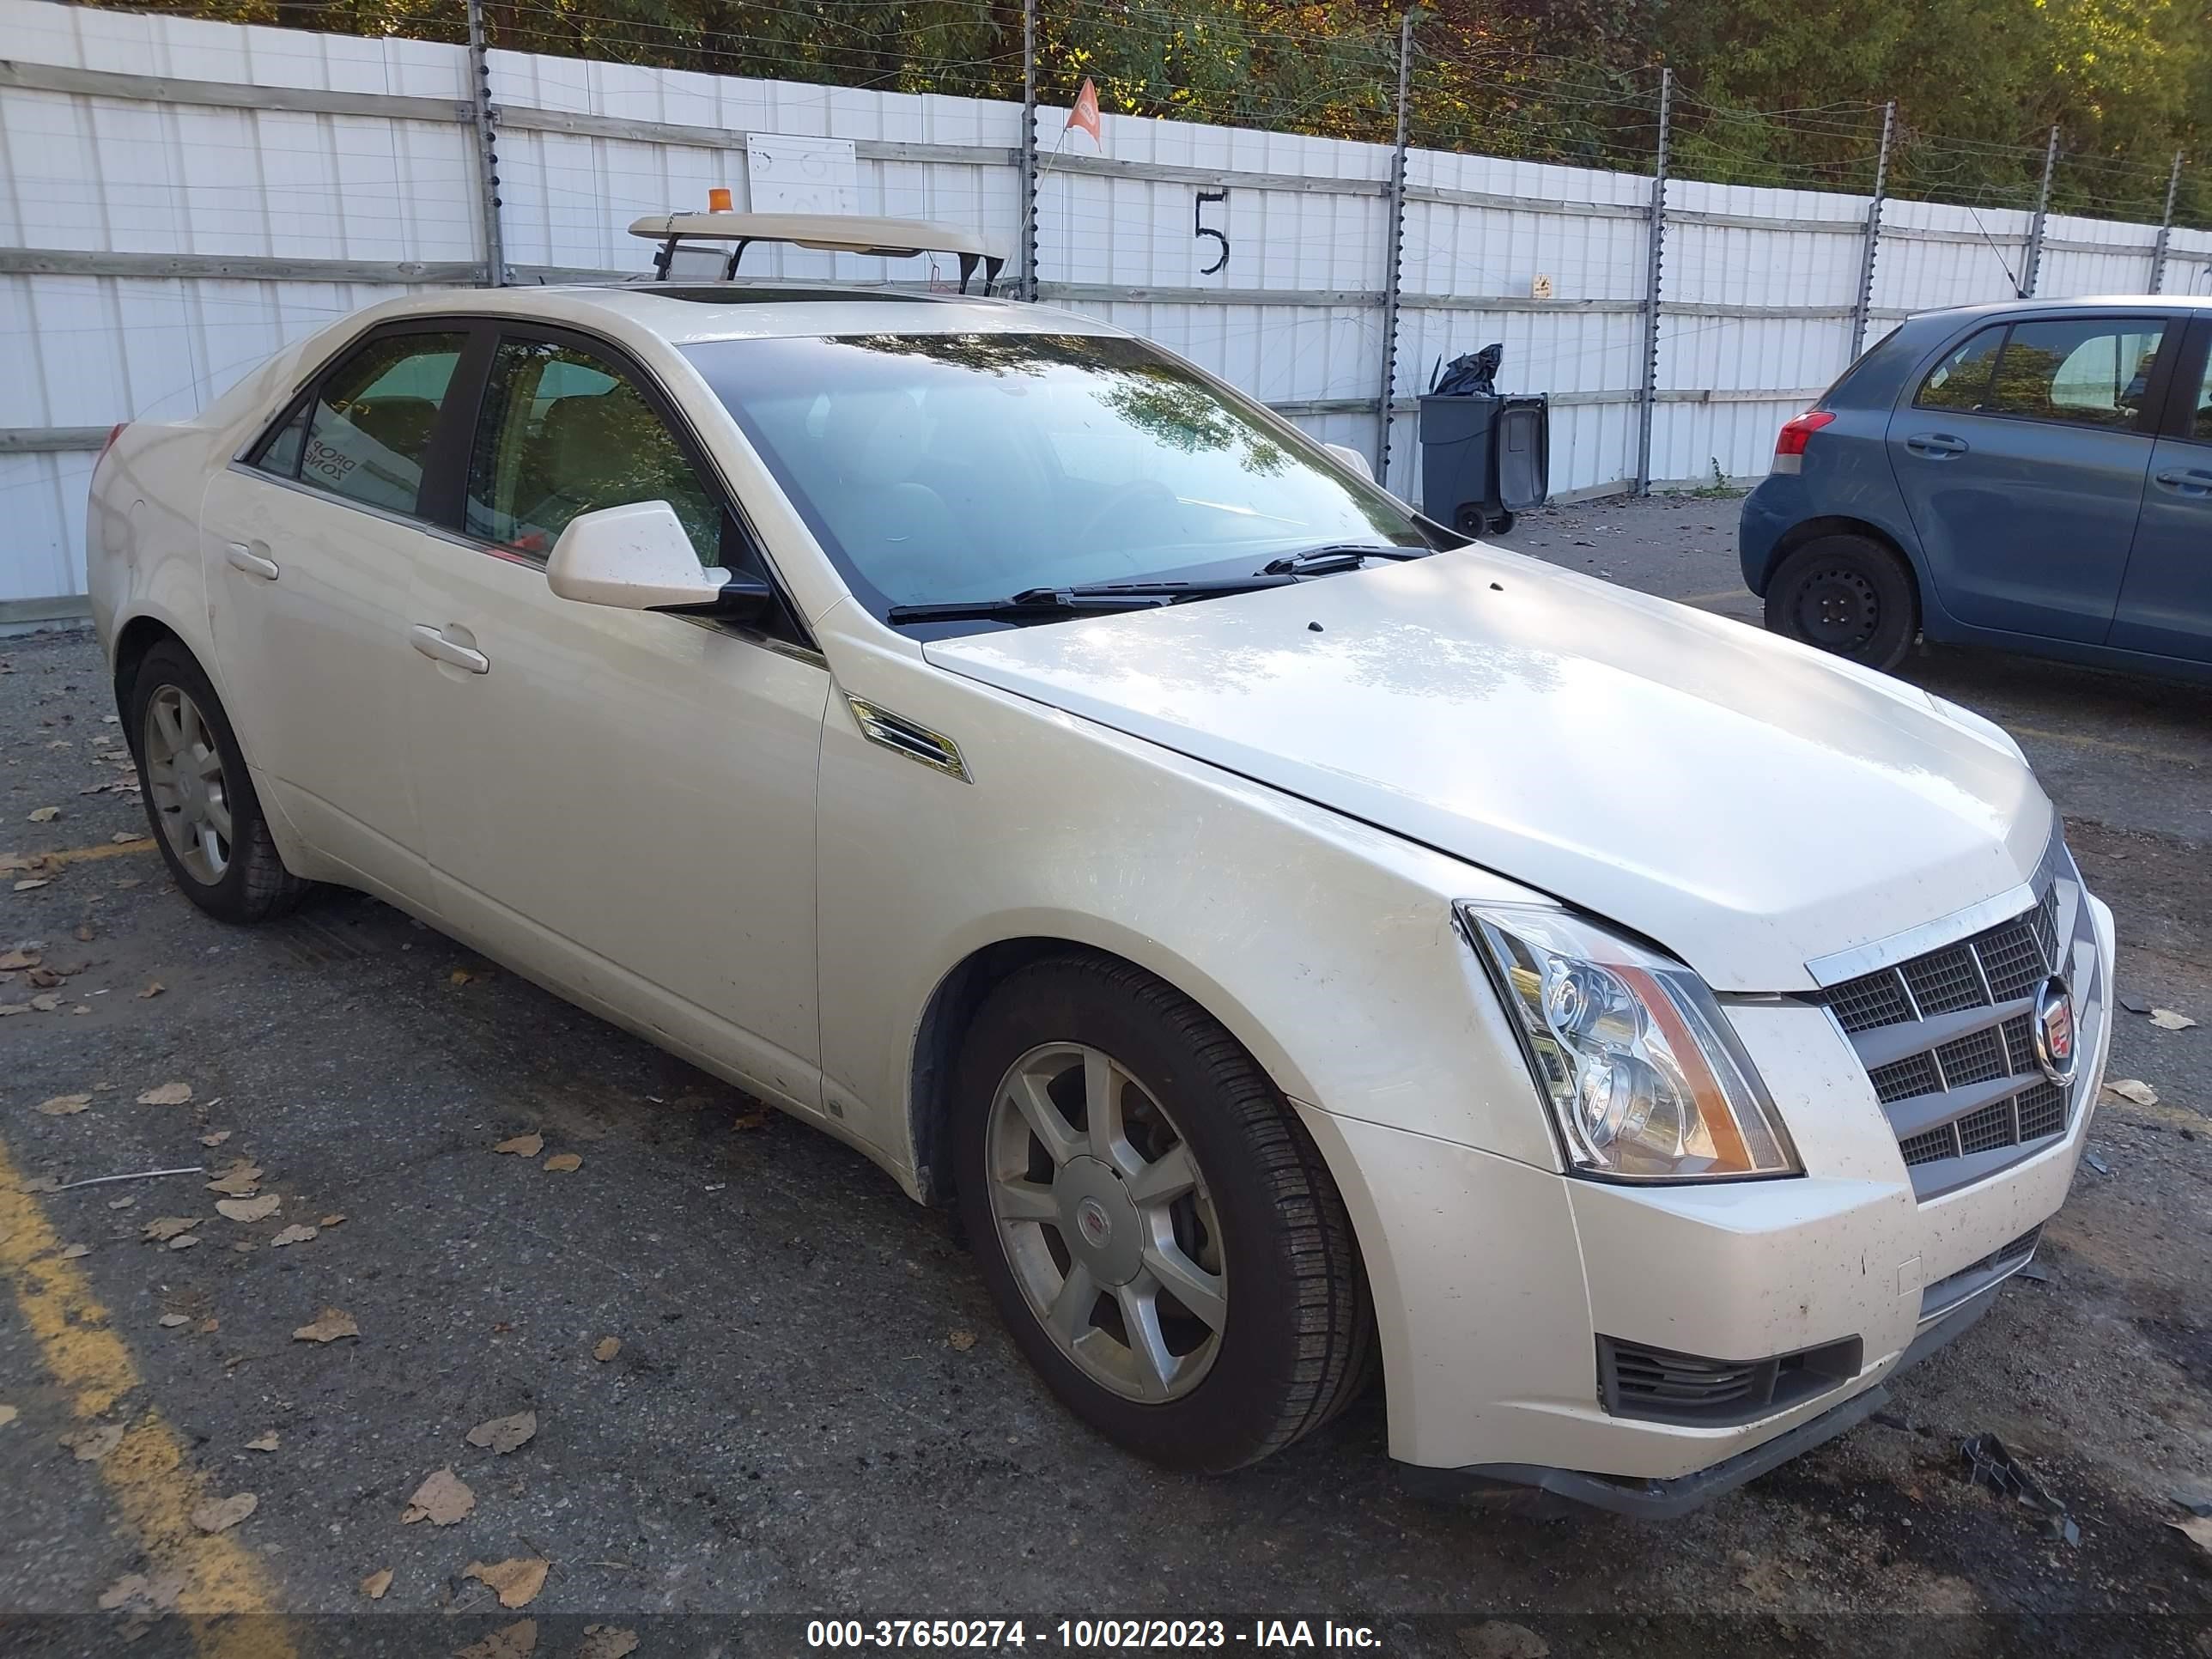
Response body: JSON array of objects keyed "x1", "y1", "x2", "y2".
[{"x1": 1417, "y1": 393, "x2": 1549, "y2": 536}]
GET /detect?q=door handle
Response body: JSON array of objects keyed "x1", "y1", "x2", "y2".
[
  {"x1": 224, "y1": 542, "x2": 279, "y2": 580},
  {"x1": 409, "y1": 623, "x2": 489, "y2": 675},
  {"x1": 2154, "y1": 468, "x2": 2212, "y2": 498},
  {"x1": 1905, "y1": 434, "x2": 1969, "y2": 458}
]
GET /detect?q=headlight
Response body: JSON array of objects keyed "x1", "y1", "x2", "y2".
[{"x1": 1460, "y1": 904, "x2": 1800, "y2": 1182}]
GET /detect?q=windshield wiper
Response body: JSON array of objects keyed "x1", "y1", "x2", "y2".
[
  {"x1": 887, "y1": 576, "x2": 1291, "y2": 625},
  {"x1": 1257, "y1": 543, "x2": 1431, "y2": 576}
]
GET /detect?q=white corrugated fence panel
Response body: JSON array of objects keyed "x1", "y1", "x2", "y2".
[{"x1": 2036, "y1": 211, "x2": 2158, "y2": 298}]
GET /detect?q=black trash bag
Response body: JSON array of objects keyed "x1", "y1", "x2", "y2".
[{"x1": 1430, "y1": 343, "x2": 1504, "y2": 397}]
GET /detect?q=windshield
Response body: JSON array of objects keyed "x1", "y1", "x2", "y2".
[{"x1": 680, "y1": 331, "x2": 1430, "y2": 626}]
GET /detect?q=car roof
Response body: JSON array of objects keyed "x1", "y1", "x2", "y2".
[
  {"x1": 1905, "y1": 294, "x2": 2212, "y2": 328},
  {"x1": 361, "y1": 283, "x2": 1123, "y2": 346}
]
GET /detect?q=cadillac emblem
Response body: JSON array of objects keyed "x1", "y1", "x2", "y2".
[{"x1": 2032, "y1": 976, "x2": 2077, "y2": 1086}]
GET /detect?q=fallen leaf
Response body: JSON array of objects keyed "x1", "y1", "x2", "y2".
[
  {"x1": 158, "y1": 1313, "x2": 189, "y2": 1328},
  {"x1": 110, "y1": 832, "x2": 146, "y2": 846},
  {"x1": 200, "y1": 1130, "x2": 232, "y2": 1147},
  {"x1": 137, "y1": 1082, "x2": 192, "y2": 1107},
  {"x1": 2169, "y1": 1515, "x2": 2212, "y2": 1557},
  {"x1": 190, "y1": 1492, "x2": 256, "y2": 1534},
  {"x1": 137, "y1": 981, "x2": 164, "y2": 1000},
  {"x1": 731, "y1": 1109, "x2": 769, "y2": 1132},
  {"x1": 448, "y1": 966, "x2": 491, "y2": 986},
  {"x1": 292, "y1": 1307, "x2": 359, "y2": 1344},
  {"x1": 63, "y1": 1422, "x2": 125, "y2": 1462},
  {"x1": 12, "y1": 879, "x2": 50, "y2": 892},
  {"x1": 205, "y1": 1160, "x2": 264, "y2": 1197},
  {"x1": 542, "y1": 1153, "x2": 580, "y2": 1174},
  {"x1": 592, "y1": 1337, "x2": 621, "y2": 1363},
  {"x1": 465, "y1": 1556, "x2": 549, "y2": 1609},
  {"x1": 27, "y1": 806, "x2": 59, "y2": 823},
  {"x1": 948, "y1": 1329, "x2": 977, "y2": 1352},
  {"x1": 0, "y1": 1002, "x2": 36, "y2": 1016},
  {"x1": 69, "y1": 1004, "x2": 88, "y2": 1016},
  {"x1": 28, "y1": 994, "x2": 59, "y2": 1012},
  {"x1": 0, "y1": 1405, "x2": 16, "y2": 1429},
  {"x1": 97, "y1": 1571, "x2": 184, "y2": 1615},
  {"x1": 2149, "y1": 1007, "x2": 2198, "y2": 1031},
  {"x1": 19, "y1": 1175, "x2": 61, "y2": 1193},
  {"x1": 270, "y1": 1224, "x2": 318, "y2": 1248},
  {"x1": 25, "y1": 966, "x2": 64, "y2": 988},
  {"x1": 319, "y1": 1212, "x2": 346, "y2": 1228},
  {"x1": 465, "y1": 1410, "x2": 538, "y2": 1454},
  {"x1": 492, "y1": 1133, "x2": 544, "y2": 1158},
  {"x1": 399, "y1": 1467, "x2": 474, "y2": 1525},
  {"x1": 216, "y1": 1194, "x2": 281, "y2": 1223},
  {"x1": 0, "y1": 948, "x2": 38, "y2": 969},
  {"x1": 59, "y1": 1243, "x2": 89, "y2": 1259},
  {"x1": 577, "y1": 1628, "x2": 640, "y2": 1659},
  {"x1": 455, "y1": 1620, "x2": 537, "y2": 1659},
  {"x1": 2105, "y1": 1078, "x2": 2160, "y2": 1107},
  {"x1": 168, "y1": 1234, "x2": 201, "y2": 1251},
  {"x1": 35, "y1": 1094, "x2": 90, "y2": 1115},
  {"x1": 73, "y1": 923, "x2": 94, "y2": 942},
  {"x1": 245, "y1": 1431, "x2": 279, "y2": 1452},
  {"x1": 359, "y1": 1567, "x2": 393, "y2": 1601},
  {"x1": 106, "y1": 1195, "x2": 135, "y2": 1210},
  {"x1": 143, "y1": 1216, "x2": 199, "y2": 1242}
]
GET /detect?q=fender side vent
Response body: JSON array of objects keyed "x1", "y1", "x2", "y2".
[{"x1": 845, "y1": 696, "x2": 969, "y2": 781}]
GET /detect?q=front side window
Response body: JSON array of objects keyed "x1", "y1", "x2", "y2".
[
  {"x1": 465, "y1": 337, "x2": 721, "y2": 562},
  {"x1": 1987, "y1": 319, "x2": 2165, "y2": 429},
  {"x1": 681, "y1": 331, "x2": 1426, "y2": 619},
  {"x1": 298, "y1": 332, "x2": 465, "y2": 514},
  {"x1": 1914, "y1": 326, "x2": 2003, "y2": 411}
]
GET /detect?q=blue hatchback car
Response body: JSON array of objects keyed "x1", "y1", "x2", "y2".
[{"x1": 1741, "y1": 296, "x2": 2212, "y2": 679}]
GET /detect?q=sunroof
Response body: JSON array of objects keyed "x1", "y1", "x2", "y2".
[{"x1": 635, "y1": 285, "x2": 965, "y2": 306}]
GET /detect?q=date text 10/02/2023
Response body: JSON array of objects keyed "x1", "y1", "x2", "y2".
[{"x1": 805, "y1": 1620, "x2": 1383, "y2": 1649}]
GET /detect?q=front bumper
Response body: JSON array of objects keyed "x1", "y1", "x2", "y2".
[{"x1": 1295, "y1": 890, "x2": 2115, "y2": 1510}]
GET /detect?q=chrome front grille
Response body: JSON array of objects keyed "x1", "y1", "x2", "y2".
[{"x1": 1808, "y1": 849, "x2": 2093, "y2": 1200}]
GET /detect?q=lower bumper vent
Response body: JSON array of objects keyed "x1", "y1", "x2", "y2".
[{"x1": 1596, "y1": 1333, "x2": 1864, "y2": 1427}]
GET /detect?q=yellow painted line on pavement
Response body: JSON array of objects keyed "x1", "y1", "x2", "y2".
[
  {"x1": 0, "y1": 1139, "x2": 297, "y2": 1658},
  {"x1": 1679, "y1": 587, "x2": 1756, "y2": 605},
  {"x1": 2006, "y1": 724, "x2": 2204, "y2": 767},
  {"x1": 44, "y1": 836, "x2": 158, "y2": 866}
]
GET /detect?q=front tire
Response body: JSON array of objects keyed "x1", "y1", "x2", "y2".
[
  {"x1": 126, "y1": 641, "x2": 308, "y2": 923},
  {"x1": 1764, "y1": 533, "x2": 1918, "y2": 672},
  {"x1": 954, "y1": 954, "x2": 1372, "y2": 1472}
]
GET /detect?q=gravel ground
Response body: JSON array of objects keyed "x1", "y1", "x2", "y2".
[{"x1": 0, "y1": 496, "x2": 2207, "y2": 1657}]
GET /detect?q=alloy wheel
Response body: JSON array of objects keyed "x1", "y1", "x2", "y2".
[
  {"x1": 143, "y1": 684, "x2": 233, "y2": 884},
  {"x1": 985, "y1": 1042, "x2": 1227, "y2": 1402}
]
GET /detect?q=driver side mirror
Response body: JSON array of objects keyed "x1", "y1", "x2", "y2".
[
  {"x1": 1323, "y1": 442, "x2": 1375, "y2": 482},
  {"x1": 546, "y1": 501, "x2": 773, "y2": 622}
]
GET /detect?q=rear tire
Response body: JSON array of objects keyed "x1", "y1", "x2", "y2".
[
  {"x1": 125, "y1": 641, "x2": 308, "y2": 923},
  {"x1": 953, "y1": 954, "x2": 1373, "y2": 1472},
  {"x1": 1764, "y1": 533, "x2": 1917, "y2": 672}
]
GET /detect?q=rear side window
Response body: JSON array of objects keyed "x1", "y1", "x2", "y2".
[
  {"x1": 2191, "y1": 347, "x2": 2212, "y2": 442},
  {"x1": 297, "y1": 332, "x2": 466, "y2": 516},
  {"x1": 1988, "y1": 319, "x2": 2165, "y2": 428},
  {"x1": 464, "y1": 337, "x2": 722, "y2": 562},
  {"x1": 1914, "y1": 326, "x2": 2003, "y2": 410}
]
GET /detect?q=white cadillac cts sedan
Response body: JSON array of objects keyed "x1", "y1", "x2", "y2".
[{"x1": 88, "y1": 273, "x2": 2113, "y2": 1515}]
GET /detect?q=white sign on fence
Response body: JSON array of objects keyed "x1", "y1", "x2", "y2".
[{"x1": 744, "y1": 134, "x2": 860, "y2": 216}]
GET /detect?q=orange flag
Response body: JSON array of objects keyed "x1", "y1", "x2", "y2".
[{"x1": 1066, "y1": 77, "x2": 1101, "y2": 144}]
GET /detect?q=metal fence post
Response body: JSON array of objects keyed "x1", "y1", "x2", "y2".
[
  {"x1": 1634, "y1": 66, "x2": 1672, "y2": 495},
  {"x1": 465, "y1": 0, "x2": 506, "y2": 287},
  {"x1": 1849, "y1": 100, "x2": 1895, "y2": 362},
  {"x1": 1373, "y1": 11, "x2": 1413, "y2": 481},
  {"x1": 1018, "y1": 0, "x2": 1038, "y2": 301},
  {"x1": 2021, "y1": 125, "x2": 2058, "y2": 298},
  {"x1": 2150, "y1": 150, "x2": 2184, "y2": 293}
]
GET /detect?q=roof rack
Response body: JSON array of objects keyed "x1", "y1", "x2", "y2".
[{"x1": 627, "y1": 211, "x2": 1008, "y2": 295}]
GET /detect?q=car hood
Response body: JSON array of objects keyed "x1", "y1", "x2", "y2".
[{"x1": 921, "y1": 545, "x2": 2052, "y2": 992}]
